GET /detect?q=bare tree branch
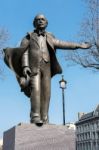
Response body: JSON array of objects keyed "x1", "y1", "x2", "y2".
[
  {"x1": 0, "y1": 27, "x2": 9, "y2": 77},
  {"x1": 65, "y1": 0, "x2": 99, "y2": 70}
]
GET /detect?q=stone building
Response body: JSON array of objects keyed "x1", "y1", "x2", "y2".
[{"x1": 75, "y1": 105, "x2": 99, "y2": 150}]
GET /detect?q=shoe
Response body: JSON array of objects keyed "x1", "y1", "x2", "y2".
[
  {"x1": 42, "y1": 116, "x2": 49, "y2": 124},
  {"x1": 35, "y1": 120, "x2": 43, "y2": 127},
  {"x1": 31, "y1": 117, "x2": 43, "y2": 127}
]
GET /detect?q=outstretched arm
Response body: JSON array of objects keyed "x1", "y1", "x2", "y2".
[{"x1": 53, "y1": 38, "x2": 91, "y2": 50}]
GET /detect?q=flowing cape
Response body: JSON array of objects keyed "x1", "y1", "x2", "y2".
[{"x1": 3, "y1": 47, "x2": 31, "y2": 97}]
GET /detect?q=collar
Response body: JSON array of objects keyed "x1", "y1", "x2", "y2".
[{"x1": 34, "y1": 29, "x2": 46, "y2": 36}]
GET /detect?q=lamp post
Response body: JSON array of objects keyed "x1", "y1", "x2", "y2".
[{"x1": 59, "y1": 75, "x2": 67, "y2": 125}]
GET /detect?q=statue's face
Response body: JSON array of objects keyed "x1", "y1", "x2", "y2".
[{"x1": 34, "y1": 14, "x2": 48, "y2": 30}]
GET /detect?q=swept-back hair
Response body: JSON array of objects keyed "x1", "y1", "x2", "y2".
[{"x1": 33, "y1": 14, "x2": 48, "y2": 28}]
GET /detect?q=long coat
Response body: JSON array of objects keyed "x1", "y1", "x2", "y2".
[
  {"x1": 4, "y1": 31, "x2": 78, "y2": 96},
  {"x1": 3, "y1": 32, "x2": 65, "y2": 78},
  {"x1": 21, "y1": 32, "x2": 63, "y2": 77}
]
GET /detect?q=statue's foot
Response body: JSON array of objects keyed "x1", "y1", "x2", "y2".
[
  {"x1": 42, "y1": 116, "x2": 49, "y2": 124},
  {"x1": 31, "y1": 118, "x2": 43, "y2": 127},
  {"x1": 35, "y1": 120, "x2": 43, "y2": 127}
]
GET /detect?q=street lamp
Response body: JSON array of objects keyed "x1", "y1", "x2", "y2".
[{"x1": 59, "y1": 75, "x2": 67, "y2": 125}]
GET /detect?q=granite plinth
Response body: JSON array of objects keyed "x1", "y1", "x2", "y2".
[{"x1": 3, "y1": 123, "x2": 75, "y2": 150}]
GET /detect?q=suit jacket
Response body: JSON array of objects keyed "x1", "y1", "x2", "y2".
[{"x1": 21, "y1": 31, "x2": 63, "y2": 77}]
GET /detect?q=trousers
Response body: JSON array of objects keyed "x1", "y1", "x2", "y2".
[{"x1": 30, "y1": 59, "x2": 51, "y2": 123}]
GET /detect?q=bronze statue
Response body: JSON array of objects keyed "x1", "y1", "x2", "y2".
[{"x1": 4, "y1": 14, "x2": 91, "y2": 126}]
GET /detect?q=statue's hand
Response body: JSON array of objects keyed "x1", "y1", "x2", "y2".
[
  {"x1": 80, "y1": 42, "x2": 92, "y2": 49},
  {"x1": 23, "y1": 67, "x2": 31, "y2": 78}
]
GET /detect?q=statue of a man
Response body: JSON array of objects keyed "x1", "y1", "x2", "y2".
[{"x1": 4, "y1": 14, "x2": 91, "y2": 126}]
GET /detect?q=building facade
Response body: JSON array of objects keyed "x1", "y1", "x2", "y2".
[{"x1": 75, "y1": 105, "x2": 99, "y2": 150}]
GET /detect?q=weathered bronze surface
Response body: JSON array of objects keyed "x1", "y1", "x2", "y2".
[{"x1": 4, "y1": 14, "x2": 91, "y2": 126}]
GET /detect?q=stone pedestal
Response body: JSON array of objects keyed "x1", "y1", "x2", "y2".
[{"x1": 3, "y1": 123, "x2": 75, "y2": 150}]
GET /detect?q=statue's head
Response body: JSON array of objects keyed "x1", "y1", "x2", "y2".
[{"x1": 33, "y1": 14, "x2": 48, "y2": 30}]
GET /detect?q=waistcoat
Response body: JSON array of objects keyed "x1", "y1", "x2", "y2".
[{"x1": 29, "y1": 33, "x2": 50, "y2": 71}]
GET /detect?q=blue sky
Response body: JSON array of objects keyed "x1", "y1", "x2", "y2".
[{"x1": 0, "y1": 0, "x2": 99, "y2": 138}]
